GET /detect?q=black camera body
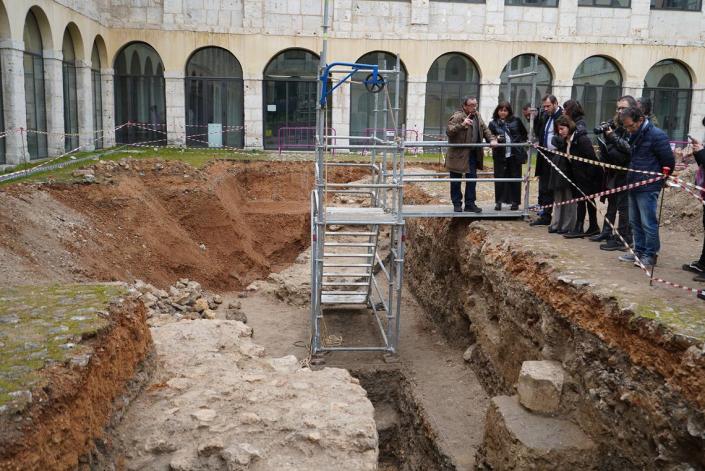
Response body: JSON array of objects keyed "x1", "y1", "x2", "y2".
[
  {"x1": 496, "y1": 134, "x2": 506, "y2": 143},
  {"x1": 594, "y1": 120, "x2": 616, "y2": 135}
]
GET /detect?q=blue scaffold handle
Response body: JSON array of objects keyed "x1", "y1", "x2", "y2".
[{"x1": 319, "y1": 62, "x2": 381, "y2": 106}]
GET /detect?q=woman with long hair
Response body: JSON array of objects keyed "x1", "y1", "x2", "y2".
[
  {"x1": 488, "y1": 101, "x2": 528, "y2": 211},
  {"x1": 547, "y1": 115, "x2": 577, "y2": 233},
  {"x1": 562, "y1": 99, "x2": 601, "y2": 238}
]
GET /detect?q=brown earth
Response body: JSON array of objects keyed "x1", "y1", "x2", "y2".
[
  {"x1": 0, "y1": 160, "x2": 367, "y2": 291},
  {"x1": 0, "y1": 298, "x2": 152, "y2": 471}
]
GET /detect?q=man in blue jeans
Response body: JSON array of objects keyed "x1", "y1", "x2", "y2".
[{"x1": 617, "y1": 107, "x2": 674, "y2": 269}]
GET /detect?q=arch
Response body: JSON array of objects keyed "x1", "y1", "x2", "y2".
[
  {"x1": 113, "y1": 42, "x2": 167, "y2": 145},
  {"x1": 643, "y1": 59, "x2": 692, "y2": 140},
  {"x1": 424, "y1": 52, "x2": 481, "y2": 139},
  {"x1": 499, "y1": 54, "x2": 553, "y2": 109},
  {"x1": 186, "y1": 46, "x2": 243, "y2": 78},
  {"x1": 349, "y1": 50, "x2": 408, "y2": 142},
  {"x1": 91, "y1": 40, "x2": 104, "y2": 149},
  {"x1": 24, "y1": 6, "x2": 53, "y2": 51},
  {"x1": 62, "y1": 22, "x2": 84, "y2": 62},
  {"x1": 23, "y1": 9, "x2": 49, "y2": 159},
  {"x1": 92, "y1": 34, "x2": 108, "y2": 70},
  {"x1": 263, "y1": 47, "x2": 319, "y2": 78},
  {"x1": 571, "y1": 55, "x2": 623, "y2": 134},
  {"x1": 185, "y1": 47, "x2": 244, "y2": 148},
  {"x1": 62, "y1": 26, "x2": 80, "y2": 151},
  {"x1": 0, "y1": 1, "x2": 10, "y2": 40},
  {"x1": 262, "y1": 48, "x2": 323, "y2": 150},
  {"x1": 0, "y1": 1, "x2": 8, "y2": 163}
]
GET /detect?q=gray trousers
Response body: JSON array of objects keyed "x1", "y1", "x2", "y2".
[{"x1": 549, "y1": 188, "x2": 577, "y2": 232}]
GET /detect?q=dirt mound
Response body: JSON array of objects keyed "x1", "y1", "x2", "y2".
[
  {"x1": 662, "y1": 164, "x2": 704, "y2": 235},
  {"x1": 0, "y1": 159, "x2": 366, "y2": 291}
]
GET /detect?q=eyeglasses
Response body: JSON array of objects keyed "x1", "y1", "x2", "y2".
[{"x1": 616, "y1": 106, "x2": 627, "y2": 111}]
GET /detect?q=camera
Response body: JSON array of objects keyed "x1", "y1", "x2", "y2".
[
  {"x1": 594, "y1": 120, "x2": 616, "y2": 135},
  {"x1": 496, "y1": 134, "x2": 506, "y2": 143}
]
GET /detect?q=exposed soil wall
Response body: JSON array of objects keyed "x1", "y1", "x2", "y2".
[
  {"x1": 0, "y1": 298, "x2": 152, "y2": 471},
  {"x1": 405, "y1": 219, "x2": 705, "y2": 470},
  {"x1": 0, "y1": 160, "x2": 366, "y2": 291}
]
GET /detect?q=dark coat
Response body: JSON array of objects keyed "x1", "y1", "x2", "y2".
[
  {"x1": 597, "y1": 126, "x2": 630, "y2": 191},
  {"x1": 627, "y1": 120, "x2": 675, "y2": 193},
  {"x1": 488, "y1": 117, "x2": 528, "y2": 164},
  {"x1": 567, "y1": 128, "x2": 602, "y2": 196},
  {"x1": 692, "y1": 148, "x2": 704, "y2": 198},
  {"x1": 445, "y1": 109, "x2": 493, "y2": 173},
  {"x1": 547, "y1": 134, "x2": 573, "y2": 192},
  {"x1": 534, "y1": 107, "x2": 563, "y2": 177}
]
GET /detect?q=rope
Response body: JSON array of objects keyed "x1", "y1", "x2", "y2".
[{"x1": 535, "y1": 147, "x2": 704, "y2": 298}]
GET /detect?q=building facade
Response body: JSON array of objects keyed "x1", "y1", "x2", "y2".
[{"x1": 0, "y1": 0, "x2": 703, "y2": 164}]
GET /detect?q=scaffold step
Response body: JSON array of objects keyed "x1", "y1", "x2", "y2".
[
  {"x1": 324, "y1": 207, "x2": 398, "y2": 225},
  {"x1": 322, "y1": 281, "x2": 370, "y2": 286},
  {"x1": 322, "y1": 263, "x2": 373, "y2": 267},
  {"x1": 322, "y1": 272, "x2": 371, "y2": 277},
  {"x1": 322, "y1": 253, "x2": 374, "y2": 258},
  {"x1": 321, "y1": 293, "x2": 368, "y2": 304},
  {"x1": 324, "y1": 231, "x2": 378, "y2": 236},
  {"x1": 322, "y1": 290, "x2": 368, "y2": 295},
  {"x1": 324, "y1": 242, "x2": 376, "y2": 247}
]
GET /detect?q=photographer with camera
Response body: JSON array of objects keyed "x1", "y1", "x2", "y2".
[
  {"x1": 592, "y1": 96, "x2": 637, "y2": 251},
  {"x1": 488, "y1": 101, "x2": 528, "y2": 211}
]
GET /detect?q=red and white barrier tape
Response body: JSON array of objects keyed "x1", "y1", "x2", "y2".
[{"x1": 529, "y1": 175, "x2": 665, "y2": 211}]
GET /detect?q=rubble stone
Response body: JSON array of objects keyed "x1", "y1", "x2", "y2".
[
  {"x1": 517, "y1": 360, "x2": 565, "y2": 414},
  {"x1": 481, "y1": 395, "x2": 598, "y2": 469}
]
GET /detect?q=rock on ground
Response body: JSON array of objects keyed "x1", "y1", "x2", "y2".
[{"x1": 114, "y1": 319, "x2": 378, "y2": 470}]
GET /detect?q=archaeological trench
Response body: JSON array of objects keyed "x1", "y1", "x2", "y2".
[{"x1": 0, "y1": 157, "x2": 704, "y2": 470}]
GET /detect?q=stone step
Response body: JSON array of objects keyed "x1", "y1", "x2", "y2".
[
  {"x1": 517, "y1": 360, "x2": 565, "y2": 414},
  {"x1": 480, "y1": 395, "x2": 598, "y2": 470}
]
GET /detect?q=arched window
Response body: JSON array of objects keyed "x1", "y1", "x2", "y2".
[
  {"x1": 185, "y1": 47, "x2": 244, "y2": 148},
  {"x1": 350, "y1": 51, "x2": 407, "y2": 142},
  {"x1": 571, "y1": 56, "x2": 622, "y2": 134},
  {"x1": 263, "y1": 48, "x2": 322, "y2": 150},
  {"x1": 91, "y1": 41, "x2": 103, "y2": 149},
  {"x1": 23, "y1": 10, "x2": 48, "y2": 159},
  {"x1": 62, "y1": 28, "x2": 79, "y2": 152},
  {"x1": 424, "y1": 53, "x2": 480, "y2": 140},
  {"x1": 499, "y1": 55, "x2": 552, "y2": 110},
  {"x1": 114, "y1": 42, "x2": 166, "y2": 145},
  {"x1": 643, "y1": 60, "x2": 692, "y2": 140}
]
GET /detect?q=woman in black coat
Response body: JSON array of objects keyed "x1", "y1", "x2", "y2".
[
  {"x1": 488, "y1": 101, "x2": 528, "y2": 211},
  {"x1": 562, "y1": 100, "x2": 601, "y2": 238}
]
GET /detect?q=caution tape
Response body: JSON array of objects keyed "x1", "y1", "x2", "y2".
[
  {"x1": 536, "y1": 148, "x2": 705, "y2": 298},
  {"x1": 537, "y1": 144, "x2": 705, "y2": 204},
  {"x1": 529, "y1": 174, "x2": 666, "y2": 211}
]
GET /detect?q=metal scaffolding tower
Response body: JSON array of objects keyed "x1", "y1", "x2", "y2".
[{"x1": 309, "y1": 1, "x2": 538, "y2": 356}]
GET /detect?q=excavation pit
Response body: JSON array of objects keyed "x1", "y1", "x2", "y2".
[{"x1": 1, "y1": 156, "x2": 704, "y2": 470}]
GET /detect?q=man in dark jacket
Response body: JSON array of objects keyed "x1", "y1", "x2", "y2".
[
  {"x1": 446, "y1": 96, "x2": 497, "y2": 213},
  {"x1": 530, "y1": 95, "x2": 562, "y2": 225},
  {"x1": 593, "y1": 96, "x2": 637, "y2": 250},
  {"x1": 617, "y1": 107, "x2": 675, "y2": 268}
]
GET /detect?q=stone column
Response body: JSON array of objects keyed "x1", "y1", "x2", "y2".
[
  {"x1": 331, "y1": 81, "x2": 350, "y2": 151},
  {"x1": 164, "y1": 71, "x2": 186, "y2": 146},
  {"x1": 688, "y1": 84, "x2": 705, "y2": 140},
  {"x1": 480, "y1": 79, "x2": 501, "y2": 124},
  {"x1": 0, "y1": 39, "x2": 29, "y2": 165},
  {"x1": 621, "y1": 80, "x2": 642, "y2": 100},
  {"x1": 405, "y1": 77, "x2": 426, "y2": 142},
  {"x1": 101, "y1": 68, "x2": 116, "y2": 147},
  {"x1": 43, "y1": 50, "x2": 65, "y2": 156},
  {"x1": 551, "y1": 80, "x2": 573, "y2": 107},
  {"x1": 244, "y1": 77, "x2": 263, "y2": 149},
  {"x1": 75, "y1": 60, "x2": 95, "y2": 151}
]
